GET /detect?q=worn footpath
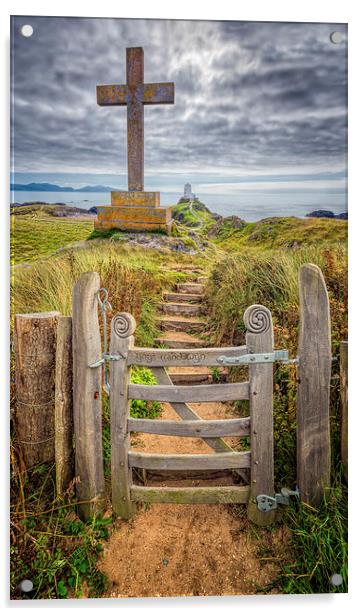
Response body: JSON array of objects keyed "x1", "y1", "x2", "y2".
[{"x1": 100, "y1": 267, "x2": 288, "y2": 597}]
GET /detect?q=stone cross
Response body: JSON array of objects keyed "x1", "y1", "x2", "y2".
[{"x1": 97, "y1": 47, "x2": 174, "y2": 192}]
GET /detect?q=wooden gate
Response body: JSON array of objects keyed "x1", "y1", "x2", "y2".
[
  {"x1": 70, "y1": 265, "x2": 332, "y2": 525},
  {"x1": 106, "y1": 303, "x2": 277, "y2": 526}
]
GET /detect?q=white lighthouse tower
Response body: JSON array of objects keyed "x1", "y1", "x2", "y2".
[{"x1": 183, "y1": 183, "x2": 196, "y2": 200}]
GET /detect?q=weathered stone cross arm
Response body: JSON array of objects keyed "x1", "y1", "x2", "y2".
[{"x1": 96, "y1": 82, "x2": 174, "y2": 106}]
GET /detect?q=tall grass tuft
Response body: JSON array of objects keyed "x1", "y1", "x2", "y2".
[
  {"x1": 205, "y1": 245, "x2": 347, "y2": 353},
  {"x1": 11, "y1": 243, "x2": 187, "y2": 345},
  {"x1": 280, "y1": 482, "x2": 348, "y2": 594}
]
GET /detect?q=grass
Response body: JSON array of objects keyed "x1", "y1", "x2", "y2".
[
  {"x1": 10, "y1": 455, "x2": 111, "y2": 599},
  {"x1": 213, "y1": 216, "x2": 347, "y2": 250},
  {"x1": 279, "y1": 482, "x2": 348, "y2": 593},
  {"x1": 11, "y1": 241, "x2": 209, "y2": 340},
  {"x1": 205, "y1": 245, "x2": 347, "y2": 353},
  {"x1": 10, "y1": 204, "x2": 348, "y2": 597},
  {"x1": 11, "y1": 212, "x2": 93, "y2": 264}
]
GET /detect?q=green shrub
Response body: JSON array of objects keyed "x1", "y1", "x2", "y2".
[{"x1": 130, "y1": 367, "x2": 162, "y2": 419}]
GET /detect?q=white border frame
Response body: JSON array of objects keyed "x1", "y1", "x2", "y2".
[{"x1": 2, "y1": 1, "x2": 360, "y2": 613}]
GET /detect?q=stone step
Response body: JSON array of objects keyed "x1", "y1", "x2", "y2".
[
  {"x1": 159, "y1": 302, "x2": 202, "y2": 317},
  {"x1": 167, "y1": 366, "x2": 227, "y2": 385},
  {"x1": 163, "y1": 292, "x2": 204, "y2": 304},
  {"x1": 157, "y1": 315, "x2": 206, "y2": 333},
  {"x1": 176, "y1": 283, "x2": 205, "y2": 294},
  {"x1": 155, "y1": 331, "x2": 207, "y2": 349}
]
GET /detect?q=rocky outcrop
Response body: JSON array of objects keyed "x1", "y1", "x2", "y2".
[
  {"x1": 208, "y1": 215, "x2": 245, "y2": 237},
  {"x1": 306, "y1": 210, "x2": 348, "y2": 220}
]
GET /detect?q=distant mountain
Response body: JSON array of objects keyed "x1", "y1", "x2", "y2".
[
  {"x1": 11, "y1": 182, "x2": 119, "y2": 193},
  {"x1": 75, "y1": 185, "x2": 119, "y2": 193}
]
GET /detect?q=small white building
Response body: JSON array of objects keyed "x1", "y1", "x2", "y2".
[{"x1": 183, "y1": 183, "x2": 196, "y2": 200}]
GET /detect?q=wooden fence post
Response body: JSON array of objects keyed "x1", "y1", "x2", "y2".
[
  {"x1": 55, "y1": 316, "x2": 74, "y2": 496},
  {"x1": 244, "y1": 304, "x2": 276, "y2": 526},
  {"x1": 109, "y1": 312, "x2": 136, "y2": 519},
  {"x1": 340, "y1": 340, "x2": 348, "y2": 483},
  {"x1": 297, "y1": 264, "x2": 331, "y2": 506},
  {"x1": 72, "y1": 272, "x2": 105, "y2": 520},
  {"x1": 14, "y1": 311, "x2": 60, "y2": 468}
]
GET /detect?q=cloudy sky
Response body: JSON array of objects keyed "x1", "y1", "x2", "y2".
[{"x1": 11, "y1": 16, "x2": 347, "y2": 217}]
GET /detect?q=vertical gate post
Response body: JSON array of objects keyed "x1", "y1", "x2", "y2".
[
  {"x1": 297, "y1": 264, "x2": 331, "y2": 506},
  {"x1": 72, "y1": 272, "x2": 105, "y2": 520},
  {"x1": 244, "y1": 305, "x2": 276, "y2": 526},
  {"x1": 14, "y1": 311, "x2": 60, "y2": 468},
  {"x1": 110, "y1": 312, "x2": 137, "y2": 519},
  {"x1": 55, "y1": 315, "x2": 74, "y2": 496},
  {"x1": 340, "y1": 340, "x2": 348, "y2": 483}
]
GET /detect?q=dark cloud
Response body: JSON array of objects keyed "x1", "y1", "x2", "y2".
[{"x1": 11, "y1": 16, "x2": 347, "y2": 177}]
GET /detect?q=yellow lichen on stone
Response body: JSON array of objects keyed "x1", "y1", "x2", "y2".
[
  {"x1": 95, "y1": 201, "x2": 172, "y2": 234},
  {"x1": 94, "y1": 219, "x2": 172, "y2": 234},
  {"x1": 97, "y1": 205, "x2": 171, "y2": 224},
  {"x1": 111, "y1": 191, "x2": 160, "y2": 207}
]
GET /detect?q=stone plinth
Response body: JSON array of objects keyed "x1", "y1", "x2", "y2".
[
  {"x1": 95, "y1": 191, "x2": 172, "y2": 234},
  {"x1": 111, "y1": 191, "x2": 160, "y2": 206}
]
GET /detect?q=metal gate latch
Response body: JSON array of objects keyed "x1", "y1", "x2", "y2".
[
  {"x1": 256, "y1": 487, "x2": 299, "y2": 512},
  {"x1": 217, "y1": 349, "x2": 290, "y2": 365},
  {"x1": 88, "y1": 353, "x2": 123, "y2": 369},
  {"x1": 87, "y1": 288, "x2": 125, "y2": 394}
]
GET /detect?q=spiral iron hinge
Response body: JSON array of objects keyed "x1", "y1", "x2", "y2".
[{"x1": 256, "y1": 487, "x2": 300, "y2": 512}]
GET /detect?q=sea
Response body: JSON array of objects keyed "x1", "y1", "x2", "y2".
[{"x1": 10, "y1": 190, "x2": 346, "y2": 222}]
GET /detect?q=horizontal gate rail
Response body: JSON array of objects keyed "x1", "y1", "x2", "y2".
[
  {"x1": 128, "y1": 345, "x2": 248, "y2": 367},
  {"x1": 130, "y1": 485, "x2": 250, "y2": 505},
  {"x1": 128, "y1": 382, "x2": 249, "y2": 403},
  {"x1": 128, "y1": 417, "x2": 250, "y2": 437},
  {"x1": 129, "y1": 451, "x2": 251, "y2": 471}
]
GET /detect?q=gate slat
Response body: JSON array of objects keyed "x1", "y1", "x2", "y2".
[
  {"x1": 128, "y1": 381, "x2": 249, "y2": 402},
  {"x1": 128, "y1": 417, "x2": 250, "y2": 437},
  {"x1": 244, "y1": 304, "x2": 276, "y2": 527},
  {"x1": 297, "y1": 264, "x2": 331, "y2": 505},
  {"x1": 128, "y1": 451, "x2": 250, "y2": 470},
  {"x1": 110, "y1": 312, "x2": 137, "y2": 519},
  {"x1": 130, "y1": 485, "x2": 250, "y2": 504},
  {"x1": 128, "y1": 345, "x2": 248, "y2": 367}
]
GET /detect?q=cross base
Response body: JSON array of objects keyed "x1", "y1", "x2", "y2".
[
  {"x1": 111, "y1": 191, "x2": 160, "y2": 207},
  {"x1": 95, "y1": 191, "x2": 173, "y2": 235}
]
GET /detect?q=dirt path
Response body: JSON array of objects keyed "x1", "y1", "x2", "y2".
[{"x1": 99, "y1": 269, "x2": 288, "y2": 597}]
